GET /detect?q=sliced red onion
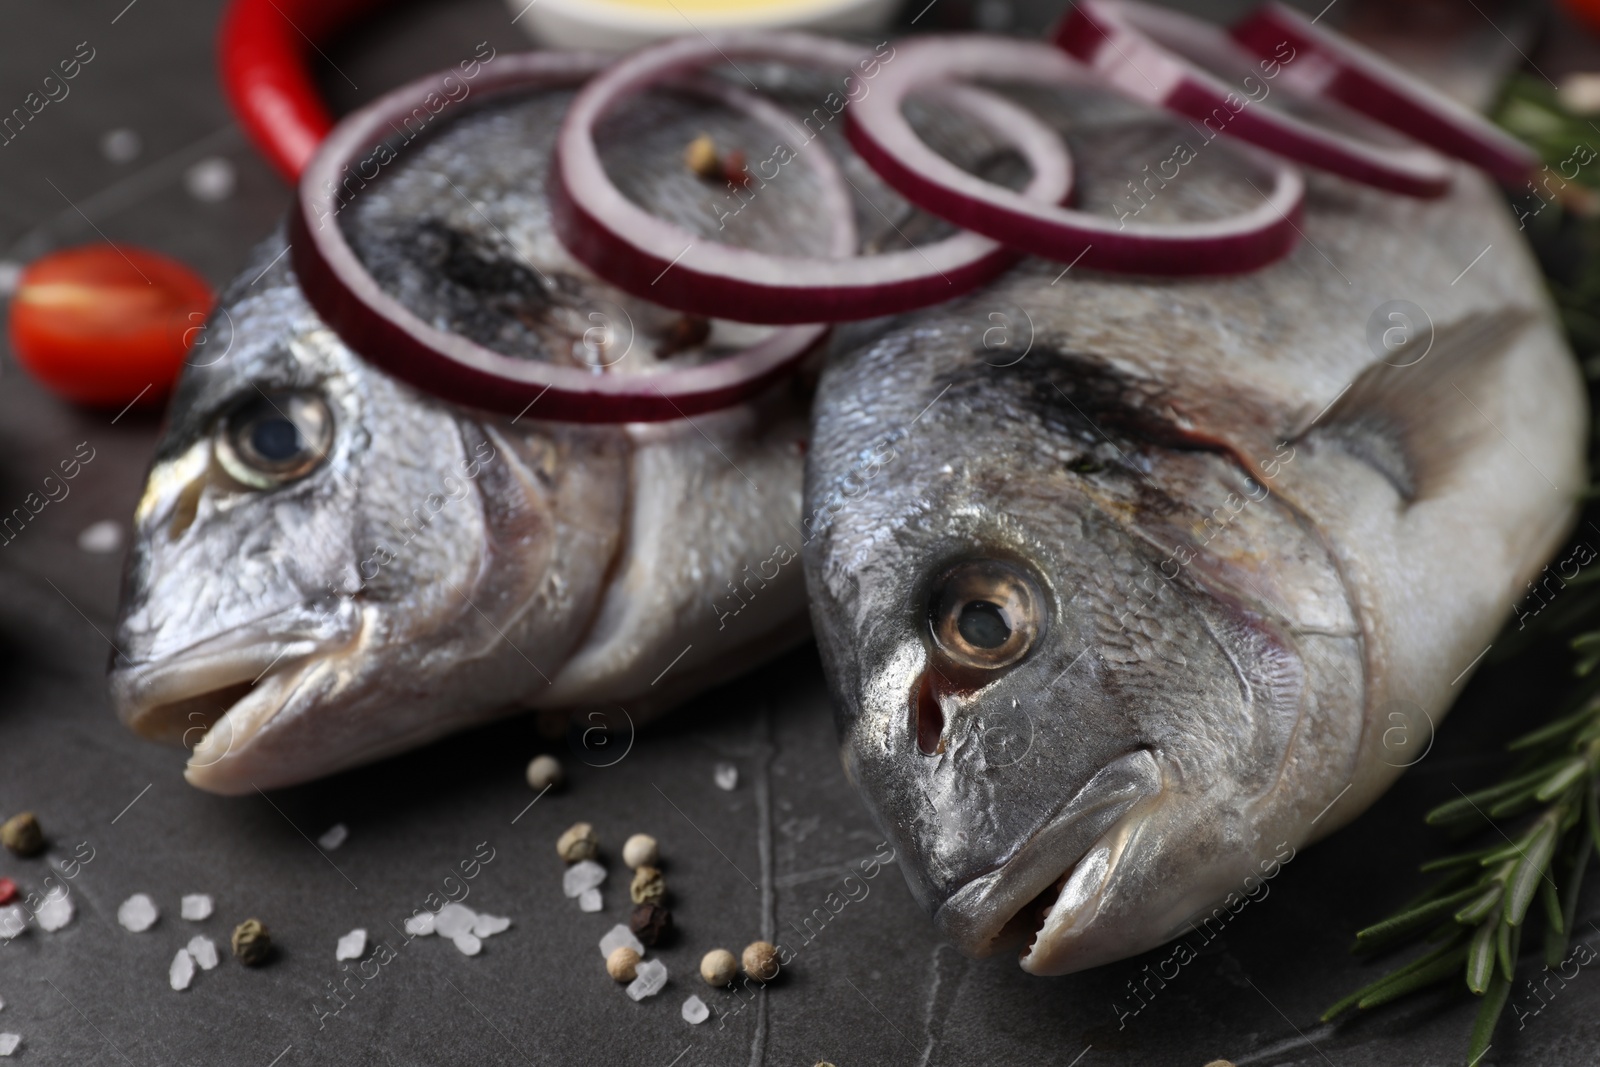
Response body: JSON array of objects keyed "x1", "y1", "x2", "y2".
[
  {"x1": 550, "y1": 31, "x2": 1075, "y2": 325},
  {"x1": 1229, "y1": 1, "x2": 1537, "y2": 186},
  {"x1": 1055, "y1": 0, "x2": 1454, "y2": 198},
  {"x1": 292, "y1": 53, "x2": 831, "y2": 422},
  {"x1": 847, "y1": 35, "x2": 1304, "y2": 275}
]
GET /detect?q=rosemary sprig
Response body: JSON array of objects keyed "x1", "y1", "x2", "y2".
[{"x1": 1323, "y1": 710, "x2": 1600, "y2": 1064}]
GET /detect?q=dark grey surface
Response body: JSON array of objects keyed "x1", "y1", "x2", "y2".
[{"x1": 1, "y1": 1, "x2": 1599, "y2": 1065}]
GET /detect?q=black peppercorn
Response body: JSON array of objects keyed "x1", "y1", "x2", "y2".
[{"x1": 630, "y1": 902, "x2": 673, "y2": 947}]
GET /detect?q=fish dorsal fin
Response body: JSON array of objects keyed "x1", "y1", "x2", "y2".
[{"x1": 1292, "y1": 308, "x2": 1535, "y2": 503}]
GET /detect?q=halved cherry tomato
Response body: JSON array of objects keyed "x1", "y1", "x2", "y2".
[{"x1": 9, "y1": 243, "x2": 214, "y2": 408}]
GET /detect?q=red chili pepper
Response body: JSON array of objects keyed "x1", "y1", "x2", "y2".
[
  {"x1": 0, "y1": 878, "x2": 18, "y2": 906},
  {"x1": 218, "y1": 0, "x2": 391, "y2": 181}
]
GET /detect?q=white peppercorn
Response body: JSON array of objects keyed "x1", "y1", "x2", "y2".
[
  {"x1": 525, "y1": 754, "x2": 563, "y2": 791},
  {"x1": 700, "y1": 948, "x2": 737, "y2": 986},
  {"x1": 622, "y1": 833, "x2": 658, "y2": 869},
  {"x1": 685, "y1": 134, "x2": 719, "y2": 179},
  {"x1": 742, "y1": 941, "x2": 779, "y2": 981},
  {"x1": 607, "y1": 945, "x2": 641, "y2": 982}
]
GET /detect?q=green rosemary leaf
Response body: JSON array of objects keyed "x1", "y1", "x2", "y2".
[
  {"x1": 1541, "y1": 873, "x2": 1565, "y2": 937},
  {"x1": 1466, "y1": 921, "x2": 1497, "y2": 995},
  {"x1": 1466, "y1": 967, "x2": 1512, "y2": 1067},
  {"x1": 1510, "y1": 701, "x2": 1600, "y2": 751},
  {"x1": 1505, "y1": 818, "x2": 1558, "y2": 926},
  {"x1": 1562, "y1": 827, "x2": 1593, "y2": 938},
  {"x1": 1587, "y1": 778, "x2": 1600, "y2": 855},
  {"x1": 1427, "y1": 764, "x2": 1567, "y2": 825},
  {"x1": 1546, "y1": 903, "x2": 1570, "y2": 969},
  {"x1": 1455, "y1": 884, "x2": 1504, "y2": 926},
  {"x1": 1489, "y1": 786, "x2": 1549, "y2": 820},
  {"x1": 1354, "y1": 885, "x2": 1483, "y2": 947},
  {"x1": 1535, "y1": 757, "x2": 1590, "y2": 802},
  {"x1": 1323, "y1": 936, "x2": 1469, "y2": 1022},
  {"x1": 1479, "y1": 835, "x2": 1538, "y2": 866},
  {"x1": 1356, "y1": 945, "x2": 1471, "y2": 1011},
  {"x1": 1420, "y1": 849, "x2": 1500, "y2": 873},
  {"x1": 1497, "y1": 919, "x2": 1523, "y2": 984}
]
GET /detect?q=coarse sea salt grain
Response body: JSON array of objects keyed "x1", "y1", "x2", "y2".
[
  {"x1": 453, "y1": 932, "x2": 482, "y2": 956},
  {"x1": 180, "y1": 894, "x2": 213, "y2": 921},
  {"x1": 434, "y1": 903, "x2": 476, "y2": 939},
  {"x1": 188, "y1": 936, "x2": 219, "y2": 971},
  {"x1": 714, "y1": 762, "x2": 739, "y2": 791},
  {"x1": 599, "y1": 924, "x2": 644, "y2": 960},
  {"x1": 77, "y1": 520, "x2": 122, "y2": 554},
  {"x1": 626, "y1": 959, "x2": 668, "y2": 1001},
  {"x1": 117, "y1": 894, "x2": 158, "y2": 933},
  {"x1": 317, "y1": 824, "x2": 349, "y2": 851},
  {"x1": 681, "y1": 995, "x2": 709, "y2": 1024},
  {"x1": 473, "y1": 913, "x2": 510, "y2": 938},
  {"x1": 169, "y1": 948, "x2": 196, "y2": 991},
  {"x1": 563, "y1": 860, "x2": 606, "y2": 898},
  {"x1": 35, "y1": 893, "x2": 72, "y2": 933},
  {"x1": 404, "y1": 911, "x2": 435, "y2": 937},
  {"x1": 578, "y1": 888, "x2": 603, "y2": 913},
  {"x1": 0, "y1": 907, "x2": 23, "y2": 940},
  {"x1": 0, "y1": 1033, "x2": 18, "y2": 1056},
  {"x1": 336, "y1": 929, "x2": 368, "y2": 961}
]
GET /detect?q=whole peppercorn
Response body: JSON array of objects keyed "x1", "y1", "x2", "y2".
[
  {"x1": 629, "y1": 902, "x2": 673, "y2": 948},
  {"x1": 630, "y1": 864, "x2": 666, "y2": 905},
  {"x1": 556, "y1": 822, "x2": 599, "y2": 864},
  {"x1": 700, "y1": 948, "x2": 738, "y2": 987},
  {"x1": 684, "y1": 134, "x2": 720, "y2": 179},
  {"x1": 622, "y1": 833, "x2": 659, "y2": 870},
  {"x1": 232, "y1": 918, "x2": 272, "y2": 965},
  {"x1": 606, "y1": 945, "x2": 641, "y2": 982},
  {"x1": 525, "y1": 754, "x2": 563, "y2": 792},
  {"x1": 742, "y1": 941, "x2": 780, "y2": 981},
  {"x1": 0, "y1": 878, "x2": 16, "y2": 906},
  {"x1": 1, "y1": 813, "x2": 44, "y2": 857}
]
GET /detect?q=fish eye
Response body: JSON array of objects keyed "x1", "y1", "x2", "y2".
[
  {"x1": 929, "y1": 559, "x2": 1043, "y2": 672},
  {"x1": 216, "y1": 392, "x2": 334, "y2": 489}
]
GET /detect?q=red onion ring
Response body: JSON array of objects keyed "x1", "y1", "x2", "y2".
[
  {"x1": 1229, "y1": 1, "x2": 1537, "y2": 186},
  {"x1": 219, "y1": 0, "x2": 387, "y2": 181},
  {"x1": 1055, "y1": 0, "x2": 1454, "y2": 198},
  {"x1": 846, "y1": 35, "x2": 1305, "y2": 275},
  {"x1": 291, "y1": 53, "x2": 834, "y2": 422},
  {"x1": 550, "y1": 31, "x2": 1075, "y2": 325}
]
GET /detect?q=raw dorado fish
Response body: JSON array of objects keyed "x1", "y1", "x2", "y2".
[
  {"x1": 802, "y1": 92, "x2": 1587, "y2": 973},
  {"x1": 107, "y1": 84, "x2": 841, "y2": 793}
]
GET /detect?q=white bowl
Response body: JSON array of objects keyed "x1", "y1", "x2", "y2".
[{"x1": 507, "y1": 0, "x2": 904, "y2": 51}]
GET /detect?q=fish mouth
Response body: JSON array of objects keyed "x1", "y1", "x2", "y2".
[
  {"x1": 109, "y1": 629, "x2": 330, "y2": 791},
  {"x1": 932, "y1": 749, "x2": 1162, "y2": 965}
]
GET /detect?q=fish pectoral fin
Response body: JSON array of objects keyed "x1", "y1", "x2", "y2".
[{"x1": 1292, "y1": 308, "x2": 1536, "y2": 503}]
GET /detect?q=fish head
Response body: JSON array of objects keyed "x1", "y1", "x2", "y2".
[
  {"x1": 805, "y1": 315, "x2": 1312, "y2": 975},
  {"x1": 109, "y1": 234, "x2": 605, "y2": 794}
]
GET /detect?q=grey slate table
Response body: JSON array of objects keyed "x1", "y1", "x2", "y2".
[{"x1": 1, "y1": 1, "x2": 1597, "y2": 1064}]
